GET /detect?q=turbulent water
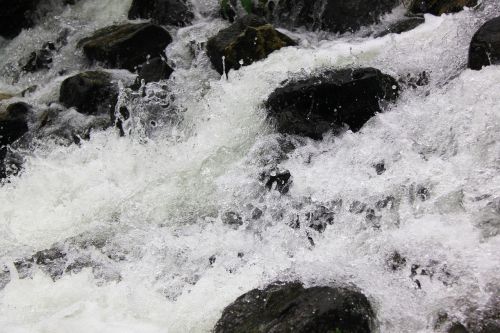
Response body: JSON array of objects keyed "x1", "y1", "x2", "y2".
[{"x1": 1, "y1": 0, "x2": 499, "y2": 332}]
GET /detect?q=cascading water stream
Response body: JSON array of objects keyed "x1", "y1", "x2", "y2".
[{"x1": 0, "y1": 0, "x2": 499, "y2": 332}]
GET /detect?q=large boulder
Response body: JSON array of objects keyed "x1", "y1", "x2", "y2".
[
  {"x1": 265, "y1": 68, "x2": 399, "y2": 139},
  {"x1": 409, "y1": 0, "x2": 477, "y2": 15},
  {"x1": 468, "y1": 17, "x2": 500, "y2": 70},
  {"x1": 214, "y1": 281, "x2": 374, "y2": 333},
  {"x1": 78, "y1": 23, "x2": 172, "y2": 71},
  {"x1": 0, "y1": 0, "x2": 38, "y2": 38},
  {"x1": 59, "y1": 71, "x2": 118, "y2": 117},
  {"x1": 206, "y1": 15, "x2": 296, "y2": 75},
  {"x1": 128, "y1": 0, "x2": 194, "y2": 27},
  {"x1": 258, "y1": 0, "x2": 399, "y2": 33}
]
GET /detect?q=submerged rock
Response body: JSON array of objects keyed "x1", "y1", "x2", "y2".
[
  {"x1": 78, "y1": 23, "x2": 172, "y2": 71},
  {"x1": 59, "y1": 71, "x2": 118, "y2": 118},
  {"x1": 265, "y1": 68, "x2": 399, "y2": 139},
  {"x1": 21, "y1": 41, "x2": 56, "y2": 73},
  {"x1": 375, "y1": 17, "x2": 425, "y2": 37},
  {"x1": 128, "y1": 0, "x2": 194, "y2": 27},
  {"x1": 409, "y1": 0, "x2": 477, "y2": 15},
  {"x1": 468, "y1": 17, "x2": 500, "y2": 70},
  {"x1": 222, "y1": 211, "x2": 243, "y2": 228},
  {"x1": 214, "y1": 281, "x2": 374, "y2": 333},
  {"x1": 262, "y1": 168, "x2": 292, "y2": 194},
  {"x1": 0, "y1": 92, "x2": 14, "y2": 101},
  {"x1": 260, "y1": 0, "x2": 399, "y2": 33},
  {"x1": 206, "y1": 14, "x2": 296, "y2": 75}
]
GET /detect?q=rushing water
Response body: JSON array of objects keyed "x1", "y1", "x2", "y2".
[{"x1": 0, "y1": 0, "x2": 499, "y2": 332}]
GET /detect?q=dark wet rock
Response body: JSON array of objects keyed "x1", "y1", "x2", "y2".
[
  {"x1": 128, "y1": 0, "x2": 194, "y2": 26},
  {"x1": 0, "y1": 102, "x2": 32, "y2": 147},
  {"x1": 21, "y1": 41, "x2": 56, "y2": 72},
  {"x1": 78, "y1": 23, "x2": 172, "y2": 71},
  {"x1": 265, "y1": 68, "x2": 399, "y2": 139},
  {"x1": 374, "y1": 161, "x2": 386, "y2": 175},
  {"x1": 350, "y1": 201, "x2": 367, "y2": 214},
  {"x1": 468, "y1": 17, "x2": 500, "y2": 70},
  {"x1": 398, "y1": 71, "x2": 430, "y2": 89},
  {"x1": 306, "y1": 205, "x2": 335, "y2": 232},
  {"x1": 132, "y1": 57, "x2": 174, "y2": 89},
  {"x1": 0, "y1": 0, "x2": 39, "y2": 38},
  {"x1": 262, "y1": 168, "x2": 292, "y2": 194},
  {"x1": 259, "y1": 0, "x2": 399, "y2": 33},
  {"x1": 416, "y1": 185, "x2": 431, "y2": 201},
  {"x1": 375, "y1": 17, "x2": 425, "y2": 37},
  {"x1": 59, "y1": 71, "x2": 118, "y2": 118},
  {"x1": 206, "y1": 14, "x2": 296, "y2": 75},
  {"x1": 251, "y1": 207, "x2": 263, "y2": 219},
  {"x1": 376, "y1": 196, "x2": 396, "y2": 210},
  {"x1": 409, "y1": 0, "x2": 477, "y2": 15},
  {"x1": 448, "y1": 323, "x2": 469, "y2": 333},
  {"x1": 222, "y1": 211, "x2": 243, "y2": 228},
  {"x1": 214, "y1": 281, "x2": 374, "y2": 333},
  {"x1": 387, "y1": 251, "x2": 407, "y2": 271},
  {"x1": 0, "y1": 0, "x2": 79, "y2": 39}
]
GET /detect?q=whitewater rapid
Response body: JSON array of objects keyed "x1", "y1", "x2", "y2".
[{"x1": 0, "y1": 0, "x2": 499, "y2": 332}]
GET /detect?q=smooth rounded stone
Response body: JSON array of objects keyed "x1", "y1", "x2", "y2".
[
  {"x1": 214, "y1": 281, "x2": 374, "y2": 333},
  {"x1": 265, "y1": 68, "x2": 399, "y2": 139},
  {"x1": 258, "y1": 0, "x2": 399, "y2": 33},
  {"x1": 0, "y1": 102, "x2": 32, "y2": 147},
  {"x1": 468, "y1": 17, "x2": 500, "y2": 70},
  {"x1": 128, "y1": 0, "x2": 194, "y2": 27},
  {"x1": 78, "y1": 23, "x2": 172, "y2": 71},
  {"x1": 206, "y1": 14, "x2": 296, "y2": 75},
  {"x1": 375, "y1": 17, "x2": 425, "y2": 37},
  {"x1": 59, "y1": 71, "x2": 118, "y2": 117},
  {"x1": 132, "y1": 57, "x2": 174, "y2": 89},
  {"x1": 409, "y1": 0, "x2": 477, "y2": 15}
]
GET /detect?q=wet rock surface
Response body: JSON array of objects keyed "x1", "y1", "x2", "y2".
[
  {"x1": 259, "y1": 0, "x2": 399, "y2": 33},
  {"x1": 0, "y1": 102, "x2": 32, "y2": 147},
  {"x1": 375, "y1": 17, "x2": 425, "y2": 37},
  {"x1": 206, "y1": 14, "x2": 296, "y2": 75},
  {"x1": 409, "y1": 0, "x2": 477, "y2": 15},
  {"x1": 468, "y1": 16, "x2": 500, "y2": 70},
  {"x1": 59, "y1": 71, "x2": 118, "y2": 119},
  {"x1": 128, "y1": 0, "x2": 194, "y2": 27},
  {"x1": 133, "y1": 57, "x2": 174, "y2": 89},
  {"x1": 78, "y1": 23, "x2": 172, "y2": 71},
  {"x1": 214, "y1": 281, "x2": 374, "y2": 333},
  {"x1": 265, "y1": 67, "x2": 399, "y2": 139}
]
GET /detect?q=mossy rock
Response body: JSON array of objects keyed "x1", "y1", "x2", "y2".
[
  {"x1": 206, "y1": 14, "x2": 296, "y2": 75},
  {"x1": 78, "y1": 23, "x2": 172, "y2": 71}
]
